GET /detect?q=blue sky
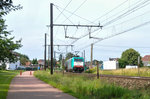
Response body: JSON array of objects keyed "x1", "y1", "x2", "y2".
[{"x1": 5, "y1": 0, "x2": 150, "y2": 61}]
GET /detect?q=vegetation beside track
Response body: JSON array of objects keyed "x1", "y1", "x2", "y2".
[
  {"x1": 92, "y1": 67, "x2": 150, "y2": 77},
  {"x1": 0, "y1": 70, "x2": 19, "y2": 99},
  {"x1": 34, "y1": 70, "x2": 150, "y2": 99}
]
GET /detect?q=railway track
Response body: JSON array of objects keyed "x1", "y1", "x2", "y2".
[{"x1": 63, "y1": 72, "x2": 150, "y2": 81}]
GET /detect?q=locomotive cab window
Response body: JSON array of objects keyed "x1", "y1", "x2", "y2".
[{"x1": 74, "y1": 59, "x2": 83, "y2": 62}]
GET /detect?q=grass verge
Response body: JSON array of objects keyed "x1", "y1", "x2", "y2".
[
  {"x1": 0, "y1": 70, "x2": 19, "y2": 99},
  {"x1": 92, "y1": 67, "x2": 150, "y2": 77},
  {"x1": 34, "y1": 70, "x2": 150, "y2": 99}
]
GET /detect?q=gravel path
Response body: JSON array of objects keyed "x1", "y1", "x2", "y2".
[{"x1": 7, "y1": 71, "x2": 76, "y2": 99}]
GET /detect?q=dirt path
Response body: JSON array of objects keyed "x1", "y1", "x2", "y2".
[{"x1": 7, "y1": 71, "x2": 76, "y2": 99}]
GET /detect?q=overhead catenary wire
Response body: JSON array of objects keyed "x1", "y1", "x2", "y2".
[
  {"x1": 53, "y1": 0, "x2": 89, "y2": 47},
  {"x1": 94, "y1": 44, "x2": 150, "y2": 48},
  {"x1": 94, "y1": 8, "x2": 150, "y2": 34},
  {"x1": 99, "y1": 0, "x2": 142, "y2": 24},
  {"x1": 102, "y1": 0, "x2": 150, "y2": 26},
  {"x1": 55, "y1": 6, "x2": 75, "y2": 25},
  {"x1": 77, "y1": 19, "x2": 150, "y2": 51},
  {"x1": 54, "y1": 5, "x2": 96, "y2": 24},
  {"x1": 94, "y1": 46, "x2": 150, "y2": 53},
  {"x1": 68, "y1": 0, "x2": 150, "y2": 45},
  {"x1": 52, "y1": 0, "x2": 148, "y2": 55},
  {"x1": 54, "y1": 0, "x2": 73, "y2": 22},
  {"x1": 93, "y1": 0, "x2": 129, "y2": 23},
  {"x1": 61, "y1": 0, "x2": 88, "y2": 23}
]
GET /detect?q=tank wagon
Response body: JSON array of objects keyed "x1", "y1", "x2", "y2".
[{"x1": 65, "y1": 57, "x2": 85, "y2": 72}]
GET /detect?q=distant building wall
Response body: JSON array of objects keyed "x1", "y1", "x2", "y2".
[
  {"x1": 6, "y1": 61, "x2": 20, "y2": 70},
  {"x1": 126, "y1": 65, "x2": 138, "y2": 69},
  {"x1": 103, "y1": 61, "x2": 119, "y2": 70},
  {"x1": 142, "y1": 55, "x2": 150, "y2": 66},
  {"x1": 38, "y1": 59, "x2": 44, "y2": 66}
]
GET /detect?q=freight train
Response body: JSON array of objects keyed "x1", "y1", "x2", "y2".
[{"x1": 65, "y1": 57, "x2": 85, "y2": 73}]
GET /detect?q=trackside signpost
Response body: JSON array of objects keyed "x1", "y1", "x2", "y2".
[{"x1": 97, "y1": 61, "x2": 99, "y2": 79}]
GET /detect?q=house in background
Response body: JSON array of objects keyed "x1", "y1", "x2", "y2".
[
  {"x1": 109, "y1": 58, "x2": 119, "y2": 61},
  {"x1": 5, "y1": 61, "x2": 20, "y2": 70},
  {"x1": 103, "y1": 61, "x2": 119, "y2": 70},
  {"x1": 38, "y1": 59, "x2": 44, "y2": 69},
  {"x1": 38, "y1": 59, "x2": 44, "y2": 66},
  {"x1": 25, "y1": 61, "x2": 31, "y2": 67},
  {"x1": 142, "y1": 55, "x2": 150, "y2": 66}
]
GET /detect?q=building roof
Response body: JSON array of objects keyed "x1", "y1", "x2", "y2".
[
  {"x1": 25, "y1": 61, "x2": 31, "y2": 66},
  {"x1": 38, "y1": 59, "x2": 44, "y2": 65},
  {"x1": 142, "y1": 55, "x2": 150, "y2": 61}
]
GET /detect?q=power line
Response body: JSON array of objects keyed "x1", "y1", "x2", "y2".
[
  {"x1": 77, "y1": 19, "x2": 150, "y2": 50},
  {"x1": 102, "y1": 0, "x2": 150, "y2": 26},
  {"x1": 61, "y1": 0, "x2": 88, "y2": 23},
  {"x1": 54, "y1": 0, "x2": 73, "y2": 22},
  {"x1": 55, "y1": 6, "x2": 75, "y2": 25},
  {"x1": 99, "y1": 0, "x2": 142, "y2": 24},
  {"x1": 94, "y1": 46, "x2": 150, "y2": 53},
  {"x1": 97, "y1": 9, "x2": 150, "y2": 32},
  {"x1": 95, "y1": 19, "x2": 150, "y2": 44},
  {"x1": 54, "y1": 5, "x2": 95, "y2": 24},
  {"x1": 93, "y1": 0, "x2": 129, "y2": 23},
  {"x1": 68, "y1": 0, "x2": 150, "y2": 45},
  {"x1": 94, "y1": 45, "x2": 150, "y2": 48}
]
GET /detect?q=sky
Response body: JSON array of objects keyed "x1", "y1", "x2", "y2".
[{"x1": 5, "y1": 0, "x2": 150, "y2": 61}]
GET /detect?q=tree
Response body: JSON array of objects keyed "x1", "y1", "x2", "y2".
[
  {"x1": 58, "y1": 54, "x2": 62, "y2": 62},
  {"x1": 119, "y1": 48, "x2": 143, "y2": 68},
  {"x1": 32, "y1": 58, "x2": 38, "y2": 65},
  {"x1": 118, "y1": 59, "x2": 128, "y2": 68},
  {"x1": 0, "y1": 0, "x2": 22, "y2": 16},
  {"x1": 0, "y1": 0, "x2": 22, "y2": 63},
  {"x1": 20, "y1": 57, "x2": 29, "y2": 66},
  {"x1": 65, "y1": 52, "x2": 74, "y2": 61},
  {"x1": 19, "y1": 54, "x2": 29, "y2": 65}
]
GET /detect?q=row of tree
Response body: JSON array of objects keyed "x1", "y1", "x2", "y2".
[{"x1": 0, "y1": 0, "x2": 23, "y2": 63}]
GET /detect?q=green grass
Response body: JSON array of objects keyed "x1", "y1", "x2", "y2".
[
  {"x1": 34, "y1": 70, "x2": 150, "y2": 99},
  {"x1": 93, "y1": 67, "x2": 150, "y2": 77},
  {"x1": 0, "y1": 70, "x2": 19, "y2": 99}
]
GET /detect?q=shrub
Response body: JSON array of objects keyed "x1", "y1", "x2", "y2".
[
  {"x1": 85, "y1": 68, "x2": 96, "y2": 73},
  {"x1": 17, "y1": 67, "x2": 25, "y2": 70},
  {"x1": 0, "y1": 64, "x2": 6, "y2": 70},
  {"x1": 25, "y1": 67, "x2": 32, "y2": 71}
]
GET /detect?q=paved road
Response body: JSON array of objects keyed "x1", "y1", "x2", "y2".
[{"x1": 7, "y1": 71, "x2": 76, "y2": 99}]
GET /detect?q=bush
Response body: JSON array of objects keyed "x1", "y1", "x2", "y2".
[
  {"x1": 32, "y1": 67, "x2": 37, "y2": 71},
  {"x1": 25, "y1": 67, "x2": 32, "y2": 71},
  {"x1": 85, "y1": 67, "x2": 96, "y2": 73},
  {"x1": 17, "y1": 67, "x2": 25, "y2": 70},
  {"x1": 0, "y1": 64, "x2": 6, "y2": 70}
]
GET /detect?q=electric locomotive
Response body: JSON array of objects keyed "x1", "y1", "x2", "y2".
[{"x1": 65, "y1": 57, "x2": 85, "y2": 73}]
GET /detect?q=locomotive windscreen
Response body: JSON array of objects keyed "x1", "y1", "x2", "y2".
[{"x1": 74, "y1": 59, "x2": 83, "y2": 62}]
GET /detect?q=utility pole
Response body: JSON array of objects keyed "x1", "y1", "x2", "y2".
[
  {"x1": 83, "y1": 50, "x2": 85, "y2": 71},
  {"x1": 62, "y1": 56, "x2": 65, "y2": 75},
  {"x1": 50, "y1": 3, "x2": 53, "y2": 75},
  {"x1": 90, "y1": 43, "x2": 93, "y2": 68},
  {"x1": 48, "y1": 45, "x2": 50, "y2": 69},
  {"x1": 84, "y1": 50, "x2": 85, "y2": 61},
  {"x1": 44, "y1": 33, "x2": 47, "y2": 71},
  {"x1": 54, "y1": 51, "x2": 56, "y2": 70},
  {"x1": 138, "y1": 56, "x2": 140, "y2": 76}
]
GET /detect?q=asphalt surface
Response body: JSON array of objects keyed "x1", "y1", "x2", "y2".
[{"x1": 7, "y1": 71, "x2": 76, "y2": 99}]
